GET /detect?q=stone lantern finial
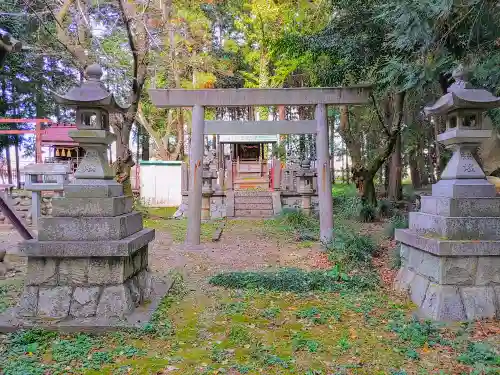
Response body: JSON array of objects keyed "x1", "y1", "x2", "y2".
[
  {"x1": 85, "y1": 64, "x2": 103, "y2": 80},
  {"x1": 449, "y1": 64, "x2": 472, "y2": 92}
]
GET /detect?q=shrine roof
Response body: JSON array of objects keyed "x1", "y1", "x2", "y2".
[{"x1": 41, "y1": 123, "x2": 78, "y2": 146}]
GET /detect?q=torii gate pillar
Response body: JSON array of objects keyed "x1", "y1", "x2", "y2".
[
  {"x1": 316, "y1": 104, "x2": 334, "y2": 243},
  {"x1": 187, "y1": 105, "x2": 205, "y2": 245}
]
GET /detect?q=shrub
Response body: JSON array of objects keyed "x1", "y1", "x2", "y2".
[
  {"x1": 359, "y1": 203, "x2": 377, "y2": 222},
  {"x1": 209, "y1": 267, "x2": 375, "y2": 293},
  {"x1": 334, "y1": 196, "x2": 362, "y2": 220},
  {"x1": 385, "y1": 213, "x2": 409, "y2": 239},
  {"x1": 377, "y1": 199, "x2": 394, "y2": 218},
  {"x1": 327, "y1": 225, "x2": 377, "y2": 265}
]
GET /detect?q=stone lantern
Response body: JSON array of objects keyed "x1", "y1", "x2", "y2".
[
  {"x1": 0, "y1": 65, "x2": 164, "y2": 331},
  {"x1": 426, "y1": 65, "x2": 500, "y2": 198},
  {"x1": 394, "y1": 65, "x2": 500, "y2": 321},
  {"x1": 201, "y1": 156, "x2": 215, "y2": 220},
  {"x1": 296, "y1": 159, "x2": 316, "y2": 216}
]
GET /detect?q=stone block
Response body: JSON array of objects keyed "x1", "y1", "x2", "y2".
[
  {"x1": 70, "y1": 287, "x2": 100, "y2": 318},
  {"x1": 421, "y1": 284, "x2": 466, "y2": 321},
  {"x1": 396, "y1": 229, "x2": 500, "y2": 257},
  {"x1": 96, "y1": 285, "x2": 133, "y2": 318},
  {"x1": 20, "y1": 228, "x2": 155, "y2": 258},
  {"x1": 410, "y1": 212, "x2": 500, "y2": 240},
  {"x1": 52, "y1": 196, "x2": 133, "y2": 217},
  {"x1": 59, "y1": 258, "x2": 89, "y2": 285},
  {"x1": 88, "y1": 257, "x2": 127, "y2": 285},
  {"x1": 126, "y1": 278, "x2": 141, "y2": 306},
  {"x1": 420, "y1": 196, "x2": 500, "y2": 217},
  {"x1": 403, "y1": 245, "x2": 477, "y2": 285},
  {"x1": 38, "y1": 212, "x2": 143, "y2": 241},
  {"x1": 432, "y1": 179, "x2": 496, "y2": 198},
  {"x1": 409, "y1": 274, "x2": 430, "y2": 307},
  {"x1": 64, "y1": 179, "x2": 123, "y2": 198},
  {"x1": 461, "y1": 286, "x2": 497, "y2": 320},
  {"x1": 17, "y1": 286, "x2": 38, "y2": 317},
  {"x1": 400, "y1": 244, "x2": 410, "y2": 264},
  {"x1": 407, "y1": 247, "x2": 440, "y2": 282},
  {"x1": 441, "y1": 257, "x2": 477, "y2": 285},
  {"x1": 140, "y1": 246, "x2": 149, "y2": 270},
  {"x1": 132, "y1": 250, "x2": 142, "y2": 272},
  {"x1": 25, "y1": 258, "x2": 57, "y2": 286},
  {"x1": 137, "y1": 270, "x2": 152, "y2": 301},
  {"x1": 272, "y1": 191, "x2": 282, "y2": 215},
  {"x1": 394, "y1": 267, "x2": 415, "y2": 292},
  {"x1": 38, "y1": 286, "x2": 72, "y2": 319},
  {"x1": 476, "y1": 257, "x2": 500, "y2": 285},
  {"x1": 225, "y1": 190, "x2": 235, "y2": 217}
]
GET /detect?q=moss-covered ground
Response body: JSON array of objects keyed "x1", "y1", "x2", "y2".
[{"x1": 0, "y1": 203, "x2": 498, "y2": 374}]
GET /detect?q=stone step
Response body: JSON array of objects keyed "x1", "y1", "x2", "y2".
[
  {"x1": 235, "y1": 209, "x2": 274, "y2": 217},
  {"x1": 234, "y1": 196, "x2": 273, "y2": 204},
  {"x1": 235, "y1": 203, "x2": 273, "y2": 210},
  {"x1": 234, "y1": 191, "x2": 272, "y2": 197},
  {"x1": 420, "y1": 196, "x2": 500, "y2": 217},
  {"x1": 409, "y1": 212, "x2": 500, "y2": 240}
]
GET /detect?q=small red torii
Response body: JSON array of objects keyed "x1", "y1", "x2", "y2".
[{"x1": 0, "y1": 118, "x2": 51, "y2": 163}]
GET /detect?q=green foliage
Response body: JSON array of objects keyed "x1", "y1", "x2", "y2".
[
  {"x1": 327, "y1": 225, "x2": 377, "y2": 265},
  {"x1": 229, "y1": 325, "x2": 250, "y2": 345},
  {"x1": 296, "y1": 307, "x2": 327, "y2": 325},
  {"x1": 377, "y1": 199, "x2": 394, "y2": 218},
  {"x1": 334, "y1": 196, "x2": 363, "y2": 220},
  {"x1": 292, "y1": 332, "x2": 320, "y2": 353},
  {"x1": 51, "y1": 334, "x2": 96, "y2": 365},
  {"x1": 457, "y1": 342, "x2": 500, "y2": 370},
  {"x1": 332, "y1": 184, "x2": 358, "y2": 197},
  {"x1": 209, "y1": 267, "x2": 375, "y2": 293},
  {"x1": 359, "y1": 203, "x2": 377, "y2": 223},
  {"x1": 389, "y1": 318, "x2": 447, "y2": 348},
  {"x1": 385, "y1": 214, "x2": 409, "y2": 239},
  {"x1": 261, "y1": 307, "x2": 281, "y2": 319}
]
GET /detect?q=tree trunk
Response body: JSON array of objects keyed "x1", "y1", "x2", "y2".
[
  {"x1": 114, "y1": 115, "x2": 134, "y2": 197},
  {"x1": 363, "y1": 174, "x2": 377, "y2": 207},
  {"x1": 141, "y1": 132, "x2": 150, "y2": 161},
  {"x1": 15, "y1": 138, "x2": 20, "y2": 189},
  {"x1": 5, "y1": 147, "x2": 12, "y2": 185},
  {"x1": 417, "y1": 137, "x2": 429, "y2": 186},
  {"x1": 409, "y1": 151, "x2": 421, "y2": 189},
  {"x1": 384, "y1": 162, "x2": 390, "y2": 193},
  {"x1": 388, "y1": 132, "x2": 402, "y2": 201}
]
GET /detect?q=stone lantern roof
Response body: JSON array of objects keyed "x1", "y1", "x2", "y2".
[
  {"x1": 424, "y1": 65, "x2": 500, "y2": 116},
  {"x1": 53, "y1": 64, "x2": 130, "y2": 112}
]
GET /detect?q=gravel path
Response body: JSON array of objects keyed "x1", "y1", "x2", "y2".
[
  {"x1": 150, "y1": 220, "x2": 322, "y2": 289},
  {"x1": 0, "y1": 220, "x2": 323, "y2": 290}
]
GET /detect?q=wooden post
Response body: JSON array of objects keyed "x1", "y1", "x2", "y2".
[
  {"x1": 186, "y1": 105, "x2": 205, "y2": 245},
  {"x1": 315, "y1": 104, "x2": 334, "y2": 244}
]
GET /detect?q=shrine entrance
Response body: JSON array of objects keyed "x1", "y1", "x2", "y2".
[
  {"x1": 149, "y1": 87, "x2": 371, "y2": 245},
  {"x1": 222, "y1": 135, "x2": 277, "y2": 190}
]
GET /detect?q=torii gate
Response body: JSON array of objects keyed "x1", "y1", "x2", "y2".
[{"x1": 149, "y1": 87, "x2": 371, "y2": 245}]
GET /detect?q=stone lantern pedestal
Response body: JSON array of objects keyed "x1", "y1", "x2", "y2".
[
  {"x1": 201, "y1": 158, "x2": 215, "y2": 220},
  {"x1": 0, "y1": 65, "x2": 169, "y2": 331},
  {"x1": 395, "y1": 67, "x2": 500, "y2": 321}
]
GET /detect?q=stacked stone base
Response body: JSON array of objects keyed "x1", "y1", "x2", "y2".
[
  {"x1": 395, "y1": 230, "x2": 500, "y2": 321},
  {"x1": 17, "y1": 246, "x2": 151, "y2": 320}
]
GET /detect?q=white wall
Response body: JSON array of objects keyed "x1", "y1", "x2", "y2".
[{"x1": 139, "y1": 161, "x2": 182, "y2": 207}]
